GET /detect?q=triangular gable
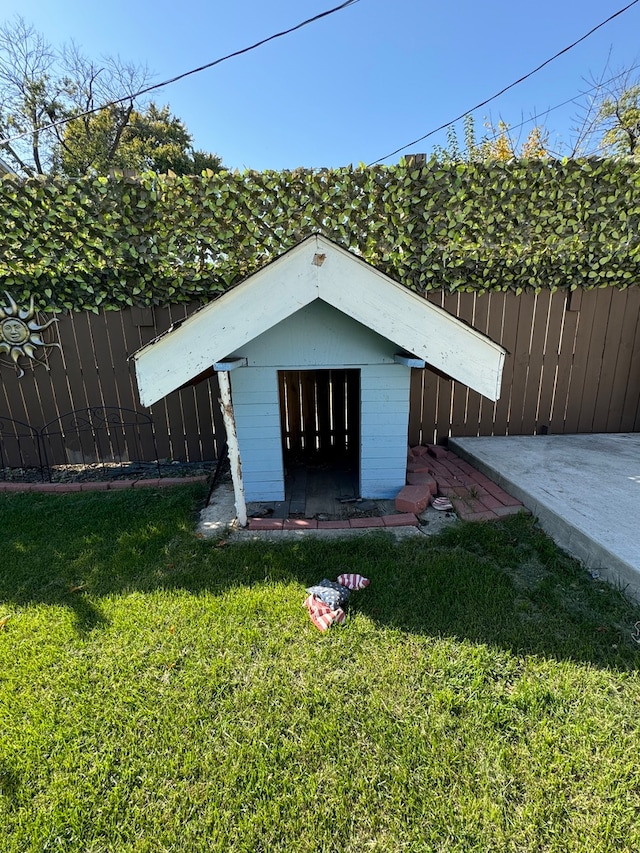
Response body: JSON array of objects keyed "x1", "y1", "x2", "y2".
[{"x1": 133, "y1": 235, "x2": 506, "y2": 406}]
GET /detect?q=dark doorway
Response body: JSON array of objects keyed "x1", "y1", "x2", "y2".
[
  {"x1": 278, "y1": 369, "x2": 360, "y2": 508},
  {"x1": 278, "y1": 369, "x2": 360, "y2": 464}
]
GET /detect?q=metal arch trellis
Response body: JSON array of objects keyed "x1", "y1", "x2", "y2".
[
  {"x1": 38, "y1": 407, "x2": 161, "y2": 480},
  {"x1": 0, "y1": 407, "x2": 162, "y2": 482}
]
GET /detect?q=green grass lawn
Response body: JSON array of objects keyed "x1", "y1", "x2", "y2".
[{"x1": 1, "y1": 485, "x2": 640, "y2": 852}]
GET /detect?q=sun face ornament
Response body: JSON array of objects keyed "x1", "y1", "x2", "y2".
[{"x1": 0, "y1": 291, "x2": 60, "y2": 378}]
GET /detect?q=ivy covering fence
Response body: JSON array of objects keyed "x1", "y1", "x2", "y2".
[{"x1": 1, "y1": 158, "x2": 639, "y2": 312}]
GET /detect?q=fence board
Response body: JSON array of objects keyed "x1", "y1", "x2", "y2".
[
  {"x1": 563, "y1": 290, "x2": 599, "y2": 434},
  {"x1": 517, "y1": 292, "x2": 548, "y2": 434},
  {"x1": 548, "y1": 300, "x2": 579, "y2": 434},
  {"x1": 620, "y1": 292, "x2": 640, "y2": 432},
  {"x1": 117, "y1": 308, "x2": 160, "y2": 461},
  {"x1": 463, "y1": 293, "x2": 489, "y2": 436},
  {"x1": 450, "y1": 293, "x2": 474, "y2": 435},
  {"x1": 408, "y1": 368, "x2": 425, "y2": 445},
  {"x1": 577, "y1": 289, "x2": 614, "y2": 433},
  {"x1": 591, "y1": 288, "x2": 629, "y2": 432},
  {"x1": 534, "y1": 291, "x2": 566, "y2": 433},
  {"x1": 606, "y1": 287, "x2": 640, "y2": 432}
]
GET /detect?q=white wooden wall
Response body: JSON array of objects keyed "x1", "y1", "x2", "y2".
[
  {"x1": 228, "y1": 303, "x2": 412, "y2": 502},
  {"x1": 360, "y1": 363, "x2": 411, "y2": 498},
  {"x1": 229, "y1": 367, "x2": 285, "y2": 501}
]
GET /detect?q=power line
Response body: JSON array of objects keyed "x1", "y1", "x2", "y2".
[
  {"x1": 367, "y1": 0, "x2": 640, "y2": 165},
  {"x1": 0, "y1": 0, "x2": 360, "y2": 150},
  {"x1": 481, "y1": 61, "x2": 640, "y2": 143}
]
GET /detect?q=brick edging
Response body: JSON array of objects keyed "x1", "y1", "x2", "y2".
[
  {"x1": 247, "y1": 512, "x2": 418, "y2": 531},
  {"x1": 0, "y1": 475, "x2": 208, "y2": 494}
]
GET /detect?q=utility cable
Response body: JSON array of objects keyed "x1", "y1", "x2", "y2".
[
  {"x1": 368, "y1": 0, "x2": 640, "y2": 165},
  {"x1": 481, "y1": 61, "x2": 640, "y2": 142},
  {"x1": 0, "y1": 0, "x2": 360, "y2": 149}
]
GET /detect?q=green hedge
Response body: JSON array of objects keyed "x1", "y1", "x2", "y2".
[{"x1": 1, "y1": 159, "x2": 639, "y2": 312}]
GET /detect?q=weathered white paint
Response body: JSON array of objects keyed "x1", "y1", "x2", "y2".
[
  {"x1": 217, "y1": 370, "x2": 247, "y2": 527},
  {"x1": 134, "y1": 243, "x2": 319, "y2": 406},
  {"x1": 317, "y1": 242, "x2": 505, "y2": 401},
  {"x1": 214, "y1": 357, "x2": 247, "y2": 371},
  {"x1": 230, "y1": 300, "x2": 396, "y2": 367},
  {"x1": 133, "y1": 235, "x2": 506, "y2": 407},
  {"x1": 394, "y1": 353, "x2": 426, "y2": 368}
]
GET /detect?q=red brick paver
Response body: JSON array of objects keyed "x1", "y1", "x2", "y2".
[
  {"x1": 407, "y1": 445, "x2": 527, "y2": 524},
  {"x1": 283, "y1": 519, "x2": 318, "y2": 530},
  {"x1": 349, "y1": 517, "x2": 384, "y2": 528}
]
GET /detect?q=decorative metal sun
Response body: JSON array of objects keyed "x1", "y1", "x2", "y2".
[{"x1": 0, "y1": 292, "x2": 60, "y2": 378}]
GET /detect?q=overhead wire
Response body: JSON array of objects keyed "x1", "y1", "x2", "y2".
[
  {"x1": 367, "y1": 0, "x2": 640, "y2": 165},
  {"x1": 481, "y1": 61, "x2": 640, "y2": 143},
  {"x1": 0, "y1": 0, "x2": 360, "y2": 149}
]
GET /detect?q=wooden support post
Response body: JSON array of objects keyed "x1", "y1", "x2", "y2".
[{"x1": 217, "y1": 370, "x2": 247, "y2": 527}]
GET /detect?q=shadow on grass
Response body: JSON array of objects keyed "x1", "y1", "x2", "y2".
[{"x1": 2, "y1": 486, "x2": 639, "y2": 670}]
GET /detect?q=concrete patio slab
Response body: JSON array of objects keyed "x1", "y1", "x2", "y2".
[{"x1": 450, "y1": 434, "x2": 640, "y2": 601}]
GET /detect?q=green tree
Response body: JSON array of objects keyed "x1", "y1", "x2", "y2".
[
  {"x1": 595, "y1": 83, "x2": 640, "y2": 157},
  {"x1": 570, "y1": 64, "x2": 640, "y2": 158},
  {"x1": 0, "y1": 16, "x2": 222, "y2": 177},
  {"x1": 55, "y1": 103, "x2": 222, "y2": 176}
]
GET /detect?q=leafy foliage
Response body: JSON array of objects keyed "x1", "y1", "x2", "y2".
[
  {"x1": 1, "y1": 158, "x2": 639, "y2": 313},
  {"x1": 598, "y1": 84, "x2": 640, "y2": 157},
  {"x1": 54, "y1": 103, "x2": 223, "y2": 177},
  {"x1": 433, "y1": 115, "x2": 549, "y2": 162},
  {"x1": 0, "y1": 16, "x2": 222, "y2": 179}
]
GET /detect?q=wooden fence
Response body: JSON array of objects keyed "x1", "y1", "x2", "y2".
[
  {"x1": 1, "y1": 287, "x2": 639, "y2": 468},
  {"x1": 0, "y1": 303, "x2": 225, "y2": 467},
  {"x1": 410, "y1": 286, "x2": 640, "y2": 445}
]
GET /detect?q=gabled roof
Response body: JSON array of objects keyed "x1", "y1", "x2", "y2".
[{"x1": 133, "y1": 234, "x2": 506, "y2": 406}]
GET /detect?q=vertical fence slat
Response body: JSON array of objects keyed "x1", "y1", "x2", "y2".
[
  {"x1": 450, "y1": 293, "x2": 474, "y2": 435},
  {"x1": 606, "y1": 287, "x2": 640, "y2": 432},
  {"x1": 408, "y1": 368, "x2": 425, "y2": 446},
  {"x1": 433, "y1": 294, "x2": 458, "y2": 442},
  {"x1": 548, "y1": 300, "x2": 579, "y2": 435},
  {"x1": 591, "y1": 288, "x2": 630, "y2": 432},
  {"x1": 517, "y1": 291, "x2": 549, "y2": 434},
  {"x1": 563, "y1": 290, "x2": 600, "y2": 434},
  {"x1": 577, "y1": 288, "x2": 614, "y2": 433},
  {"x1": 118, "y1": 307, "x2": 162, "y2": 462},
  {"x1": 462, "y1": 293, "x2": 489, "y2": 437},
  {"x1": 478, "y1": 292, "x2": 505, "y2": 435},
  {"x1": 619, "y1": 292, "x2": 640, "y2": 432},
  {"x1": 533, "y1": 291, "x2": 565, "y2": 433},
  {"x1": 491, "y1": 293, "x2": 524, "y2": 435},
  {"x1": 193, "y1": 377, "x2": 220, "y2": 460},
  {"x1": 506, "y1": 292, "x2": 537, "y2": 435}
]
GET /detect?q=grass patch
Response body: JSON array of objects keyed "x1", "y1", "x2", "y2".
[{"x1": 1, "y1": 487, "x2": 640, "y2": 852}]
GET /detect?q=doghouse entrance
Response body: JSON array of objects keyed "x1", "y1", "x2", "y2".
[{"x1": 278, "y1": 369, "x2": 360, "y2": 467}]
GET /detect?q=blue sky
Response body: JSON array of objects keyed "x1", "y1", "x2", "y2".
[{"x1": 3, "y1": 0, "x2": 640, "y2": 170}]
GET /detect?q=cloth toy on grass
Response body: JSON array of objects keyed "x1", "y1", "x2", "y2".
[
  {"x1": 303, "y1": 595, "x2": 346, "y2": 632},
  {"x1": 336, "y1": 573, "x2": 370, "y2": 590},
  {"x1": 305, "y1": 579, "x2": 350, "y2": 609},
  {"x1": 304, "y1": 575, "x2": 371, "y2": 632}
]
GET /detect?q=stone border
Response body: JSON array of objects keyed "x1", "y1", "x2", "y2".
[
  {"x1": 247, "y1": 512, "x2": 418, "y2": 531},
  {"x1": 0, "y1": 476, "x2": 208, "y2": 493}
]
